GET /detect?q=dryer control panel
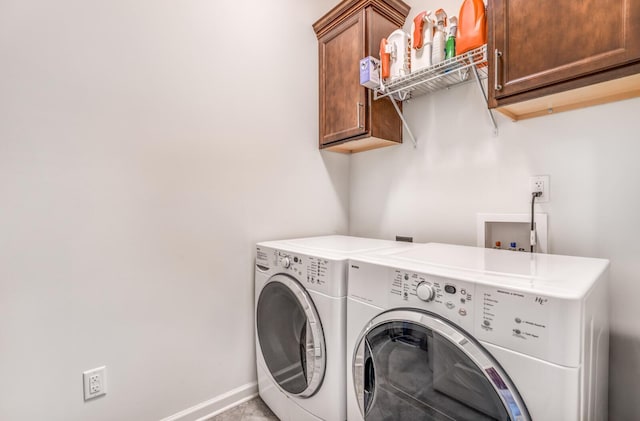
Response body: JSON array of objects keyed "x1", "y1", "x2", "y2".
[
  {"x1": 388, "y1": 269, "x2": 476, "y2": 333},
  {"x1": 256, "y1": 246, "x2": 345, "y2": 297}
]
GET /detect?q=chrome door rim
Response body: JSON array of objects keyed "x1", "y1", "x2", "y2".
[
  {"x1": 353, "y1": 308, "x2": 530, "y2": 421},
  {"x1": 257, "y1": 274, "x2": 326, "y2": 398}
]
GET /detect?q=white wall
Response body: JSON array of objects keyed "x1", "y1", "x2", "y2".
[
  {"x1": 349, "y1": 0, "x2": 640, "y2": 418},
  {"x1": 0, "y1": 0, "x2": 346, "y2": 420},
  {"x1": 3, "y1": 0, "x2": 639, "y2": 419}
]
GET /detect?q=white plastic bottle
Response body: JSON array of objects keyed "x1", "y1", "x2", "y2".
[
  {"x1": 410, "y1": 10, "x2": 434, "y2": 73},
  {"x1": 386, "y1": 29, "x2": 411, "y2": 79},
  {"x1": 432, "y1": 9, "x2": 447, "y2": 65}
]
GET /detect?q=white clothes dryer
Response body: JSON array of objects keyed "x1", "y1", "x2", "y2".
[
  {"x1": 255, "y1": 235, "x2": 416, "y2": 421},
  {"x1": 346, "y1": 243, "x2": 609, "y2": 421}
]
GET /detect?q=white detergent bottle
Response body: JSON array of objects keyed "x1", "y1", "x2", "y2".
[
  {"x1": 410, "y1": 10, "x2": 434, "y2": 73},
  {"x1": 431, "y1": 9, "x2": 447, "y2": 65},
  {"x1": 386, "y1": 29, "x2": 410, "y2": 79}
]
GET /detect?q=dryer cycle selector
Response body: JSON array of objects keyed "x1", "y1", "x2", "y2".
[
  {"x1": 416, "y1": 282, "x2": 435, "y2": 302},
  {"x1": 281, "y1": 257, "x2": 291, "y2": 268}
]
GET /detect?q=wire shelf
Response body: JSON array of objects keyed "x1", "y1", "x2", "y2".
[{"x1": 374, "y1": 45, "x2": 488, "y2": 101}]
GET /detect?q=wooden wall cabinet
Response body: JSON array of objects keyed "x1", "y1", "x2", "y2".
[
  {"x1": 488, "y1": 0, "x2": 640, "y2": 120},
  {"x1": 313, "y1": 0, "x2": 410, "y2": 153}
]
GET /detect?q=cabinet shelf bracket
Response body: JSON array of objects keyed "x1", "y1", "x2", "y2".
[
  {"x1": 371, "y1": 45, "x2": 499, "y2": 141},
  {"x1": 388, "y1": 95, "x2": 417, "y2": 148},
  {"x1": 469, "y1": 54, "x2": 499, "y2": 136}
]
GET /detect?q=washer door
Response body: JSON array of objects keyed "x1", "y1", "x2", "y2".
[
  {"x1": 353, "y1": 309, "x2": 530, "y2": 421},
  {"x1": 256, "y1": 274, "x2": 326, "y2": 398}
]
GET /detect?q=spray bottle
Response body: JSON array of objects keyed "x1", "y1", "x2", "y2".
[
  {"x1": 410, "y1": 11, "x2": 434, "y2": 72},
  {"x1": 431, "y1": 9, "x2": 447, "y2": 65},
  {"x1": 445, "y1": 16, "x2": 458, "y2": 60}
]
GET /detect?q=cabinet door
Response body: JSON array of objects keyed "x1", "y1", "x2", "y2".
[
  {"x1": 318, "y1": 11, "x2": 368, "y2": 146},
  {"x1": 490, "y1": 0, "x2": 640, "y2": 100},
  {"x1": 366, "y1": 7, "x2": 403, "y2": 144}
]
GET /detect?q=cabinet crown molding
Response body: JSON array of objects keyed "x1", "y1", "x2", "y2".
[{"x1": 313, "y1": 0, "x2": 410, "y2": 38}]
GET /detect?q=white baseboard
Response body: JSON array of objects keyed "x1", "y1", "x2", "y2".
[{"x1": 160, "y1": 381, "x2": 258, "y2": 421}]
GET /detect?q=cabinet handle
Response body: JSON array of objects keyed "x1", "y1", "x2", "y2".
[
  {"x1": 357, "y1": 102, "x2": 364, "y2": 129},
  {"x1": 494, "y1": 49, "x2": 503, "y2": 91}
]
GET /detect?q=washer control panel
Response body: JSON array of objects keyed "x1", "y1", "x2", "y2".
[
  {"x1": 346, "y1": 260, "x2": 577, "y2": 366},
  {"x1": 474, "y1": 285, "x2": 554, "y2": 361},
  {"x1": 256, "y1": 246, "x2": 334, "y2": 295},
  {"x1": 388, "y1": 269, "x2": 475, "y2": 332}
]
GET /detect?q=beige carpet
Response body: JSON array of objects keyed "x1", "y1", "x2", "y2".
[{"x1": 210, "y1": 397, "x2": 279, "y2": 421}]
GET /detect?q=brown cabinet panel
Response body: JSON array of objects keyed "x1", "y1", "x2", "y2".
[
  {"x1": 319, "y1": 12, "x2": 367, "y2": 145},
  {"x1": 366, "y1": 7, "x2": 403, "y2": 144},
  {"x1": 489, "y1": 0, "x2": 640, "y2": 114},
  {"x1": 314, "y1": 0, "x2": 410, "y2": 153}
]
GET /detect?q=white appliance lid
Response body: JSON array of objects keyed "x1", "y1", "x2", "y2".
[
  {"x1": 257, "y1": 235, "x2": 415, "y2": 259},
  {"x1": 353, "y1": 243, "x2": 609, "y2": 298}
]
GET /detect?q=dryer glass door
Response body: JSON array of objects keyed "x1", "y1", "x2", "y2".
[
  {"x1": 256, "y1": 274, "x2": 326, "y2": 398},
  {"x1": 353, "y1": 310, "x2": 529, "y2": 421}
]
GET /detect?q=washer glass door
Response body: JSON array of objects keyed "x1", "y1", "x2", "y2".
[
  {"x1": 257, "y1": 274, "x2": 326, "y2": 397},
  {"x1": 353, "y1": 310, "x2": 530, "y2": 421}
]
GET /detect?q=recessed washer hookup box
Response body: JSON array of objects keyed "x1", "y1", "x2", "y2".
[{"x1": 360, "y1": 56, "x2": 380, "y2": 89}]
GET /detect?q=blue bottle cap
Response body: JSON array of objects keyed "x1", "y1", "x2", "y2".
[{"x1": 510, "y1": 242, "x2": 516, "y2": 248}]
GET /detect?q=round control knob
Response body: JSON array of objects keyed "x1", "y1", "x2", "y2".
[
  {"x1": 416, "y1": 282, "x2": 435, "y2": 302},
  {"x1": 281, "y1": 257, "x2": 291, "y2": 268}
]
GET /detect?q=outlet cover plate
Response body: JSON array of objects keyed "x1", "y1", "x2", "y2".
[
  {"x1": 83, "y1": 366, "x2": 107, "y2": 401},
  {"x1": 529, "y1": 175, "x2": 550, "y2": 202}
]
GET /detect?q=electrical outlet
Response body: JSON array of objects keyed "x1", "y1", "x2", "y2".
[
  {"x1": 89, "y1": 374, "x2": 100, "y2": 394},
  {"x1": 530, "y1": 175, "x2": 550, "y2": 202},
  {"x1": 83, "y1": 366, "x2": 107, "y2": 401}
]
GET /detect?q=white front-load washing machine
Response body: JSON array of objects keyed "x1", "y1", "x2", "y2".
[
  {"x1": 254, "y1": 235, "x2": 415, "y2": 421},
  {"x1": 346, "y1": 243, "x2": 609, "y2": 421}
]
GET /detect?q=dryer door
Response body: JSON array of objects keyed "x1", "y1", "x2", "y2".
[
  {"x1": 256, "y1": 274, "x2": 326, "y2": 398},
  {"x1": 353, "y1": 309, "x2": 530, "y2": 421}
]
